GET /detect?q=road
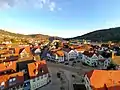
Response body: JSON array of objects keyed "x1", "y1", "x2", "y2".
[{"x1": 39, "y1": 61, "x2": 96, "y2": 90}]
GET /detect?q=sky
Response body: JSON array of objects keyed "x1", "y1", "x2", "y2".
[{"x1": 0, "y1": 0, "x2": 120, "y2": 38}]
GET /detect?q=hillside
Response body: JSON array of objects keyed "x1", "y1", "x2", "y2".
[
  {"x1": 0, "y1": 29, "x2": 64, "y2": 44},
  {"x1": 0, "y1": 29, "x2": 27, "y2": 37},
  {"x1": 65, "y1": 27, "x2": 120, "y2": 42},
  {"x1": 29, "y1": 34, "x2": 50, "y2": 40},
  {"x1": 0, "y1": 29, "x2": 51, "y2": 44}
]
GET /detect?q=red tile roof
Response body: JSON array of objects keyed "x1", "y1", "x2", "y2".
[
  {"x1": 0, "y1": 54, "x2": 19, "y2": 62},
  {"x1": 24, "y1": 46, "x2": 31, "y2": 54},
  {"x1": 0, "y1": 72, "x2": 24, "y2": 89},
  {"x1": 54, "y1": 50, "x2": 64, "y2": 56},
  {"x1": 0, "y1": 50, "x2": 9, "y2": 55},
  {"x1": 86, "y1": 70, "x2": 120, "y2": 90},
  {"x1": 0, "y1": 61, "x2": 16, "y2": 73},
  {"x1": 15, "y1": 47, "x2": 24, "y2": 54},
  {"x1": 28, "y1": 60, "x2": 49, "y2": 79}
]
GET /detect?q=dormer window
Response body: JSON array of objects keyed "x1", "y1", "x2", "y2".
[
  {"x1": 0, "y1": 82, "x2": 5, "y2": 86},
  {"x1": 9, "y1": 77, "x2": 16, "y2": 83},
  {"x1": 40, "y1": 68, "x2": 44, "y2": 73},
  {"x1": 0, "y1": 82, "x2": 5, "y2": 89},
  {"x1": 9, "y1": 79, "x2": 12, "y2": 83},
  {"x1": 9, "y1": 77, "x2": 16, "y2": 86},
  {"x1": 13, "y1": 78, "x2": 16, "y2": 81},
  {"x1": 33, "y1": 69, "x2": 38, "y2": 75}
]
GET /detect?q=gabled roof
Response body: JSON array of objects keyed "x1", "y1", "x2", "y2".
[
  {"x1": 27, "y1": 60, "x2": 49, "y2": 79},
  {"x1": 0, "y1": 61, "x2": 16, "y2": 73},
  {"x1": 63, "y1": 48, "x2": 71, "y2": 53},
  {"x1": 15, "y1": 46, "x2": 31, "y2": 54},
  {"x1": 15, "y1": 47, "x2": 24, "y2": 54},
  {"x1": 0, "y1": 72, "x2": 24, "y2": 89},
  {"x1": 86, "y1": 70, "x2": 120, "y2": 90},
  {"x1": 54, "y1": 50, "x2": 64, "y2": 56},
  {"x1": 0, "y1": 75, "x2": 8, "y2": 89},
  {"x1": 8, "y1": 71, "x2": 24, "y2": 83},
  {"x1": 83, "y1": 51, "x2": 94, "y2": 57},
  {"x1": 0, "y1": 54, "x2": 19, "y2": 62},
  {"x1": 24, "y1": 46, "x2": 31, "y2": 54},
  {"x1": 76, "y1": 48, "x2": 85, "y2": 52},
  {"x1": 83, "y1": 51, "x2": 100, "y2": 58},
  {"x1": 0, "y1": 50, "x2": 9, "y2": 55}
]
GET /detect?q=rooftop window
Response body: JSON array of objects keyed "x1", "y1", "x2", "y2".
[
  {"x1": 0, "y1": 82, "x2": 5, "y2": 86},
  {"x1": 9, "y1": 77, "x2": 16, "y2": 83}
]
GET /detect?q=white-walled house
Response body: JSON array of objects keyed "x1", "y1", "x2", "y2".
[
  {"x1": 34, "y1": 48, "x2": 41, "y2": 54},
  {"x1": 47, "y1": 50, "x2": 65, "y2": 63},
  {"x1": 82, "y1": 52, "x2": 98, "y2": 67},
  {"x1": 28, "y1": 60, "x2": 50, "y2": 90},
  {"x1": 64, "y1": 49, "x2": 78, "y2": 61},
  {"x1": 81, "y1": 51, "x2": 111, "y2": 68},
  {"x1": 53, "y1": 50, "x2": 65, "y2": 63}
]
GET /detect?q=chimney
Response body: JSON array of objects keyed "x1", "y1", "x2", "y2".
[{"x1": 112, "y1": 51, "x2": 115, "y2": 59}]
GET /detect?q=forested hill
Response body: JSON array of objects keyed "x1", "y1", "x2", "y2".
[{"x1": 65, "y1": 27, "x2": 120, "y2": 42}]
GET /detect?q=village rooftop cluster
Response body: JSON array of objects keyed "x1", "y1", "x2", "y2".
[{"x1": 0, "y1": 38, "x2": 120, "y2": 90}]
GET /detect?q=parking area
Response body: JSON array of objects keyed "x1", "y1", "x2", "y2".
[{"x1": 39, "y1": 61, "x2": 96, "y2": 90}]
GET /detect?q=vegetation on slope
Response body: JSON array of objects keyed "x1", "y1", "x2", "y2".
[{"x1": 65, "y1": 27, "x2": 120, "y2": 42}]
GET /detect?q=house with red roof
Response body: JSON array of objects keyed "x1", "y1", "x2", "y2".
[
  {"x1": 51, "y1": 50, "x2": 65, "y2": 63},
  {"x1": 0, "y1": 72, "x2": 24, "y2": 90},
  {"x1": 63, "y1": 48, "x2": 78, "y2": 61},
  {"x1": 27, "y1": 60, "x2": 50, "y2": 90},
  {"x1": 0, "y1": 61, "x2": 24, "y2": 90},
  {"x1": 0, "y1": 44, "x2": 51, "y2": 90},
  {"x1": 84, "y1": 70, "x2": 120, "y2": 90},
  {"x1": 82, "y1": 51, "x2": 111, "y2": 69},
  {"x1": 0, "y1": 61, "x2": 16, "y2": 74}
]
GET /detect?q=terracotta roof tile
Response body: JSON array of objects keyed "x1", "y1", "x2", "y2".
[
  {"x1": 86, "y1": 70, "x2": 120, "y2": 90},
  {"x1": 0, "y1": 50, "x2": 9, "y2": 55},
  {"x1": 15, "y1": 47, "x2": 24, "y2": 54},
  {"x1": 0, "y1": 54, "x2": 19, "y2": 62},
  {"x1": 55, "y1": 50, "x2": 64, "y2": 56},
  {"x1": 8, "y1": 72, "x2": 24, "y2": 86},
  {"x1": 0, "y1": 61, "x2": 16, "y2": 73},
  {"x1": 0, "y1": 72, "x2": 24, "y2": 89},
  {"x1": 28, "y1": 60, "x2": 48, "y2": 79},
  {"x1": 0, "y1": 75, "x2": 8, "y2": 88},
  {"x1": 24, "y1": 46, "x2": 31, "y2": 54}
]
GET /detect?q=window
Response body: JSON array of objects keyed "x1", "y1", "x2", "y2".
[
  {"x1": 9, "y1": 78, "x2": 16, "y2": 83},
  {"x1": 0, "y1": 81, "x2": 5, "y2": 89},
  {"x1": 41, "y1": 76, "x2": 43, "y2": 79},
  {"x1": 37, "y1": 83, "x2": 39, "y2": 87},
  {"x1": 37, "y1": 77, "x2": 39, "y2": 80},
  {"x1": 87, "y1": 86, "x2": 90, "y2": 90},
  {"x1": 20, "y1": 84, "x2": 23, "y2": 88},
  {"x1": 16, "y1": 86, "x2": 19, "y2": 89},
  {"x1": 87, "y1": 61, "x2": 89, "y2": 64},
  {"x1": 9, "y1": 79, "x2": 13, "y2": 83},
  {"x1": 40, "y1": 68, "x2": 44, "y2": 73},
  {"x1": 33, "y1": 84, "x2": 36, "y2": 89},
  {"x1": 33, "y1": 79, "x2": 35, "y2": 82},
  {"x1": 13, "y1": 87, "x2": 16, "y2": 90},
  {"x1": 13, "y1": 78, "x2": 16, "y2": 81},
  {"x1": 44, "y1": 74, "x2": 47, "y2": 77},
  {"x1": 22, "y1": 70, "x2": 27, "y2": 74},
  {"x1": 1, "y1": 82, "x2": 5, "y2": 86}
]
